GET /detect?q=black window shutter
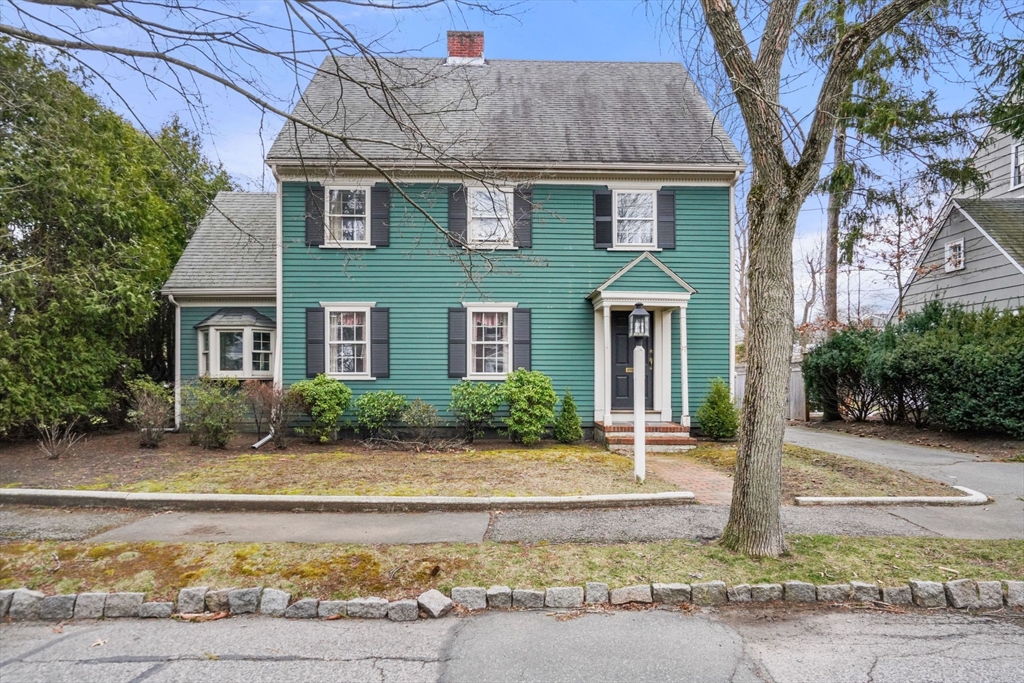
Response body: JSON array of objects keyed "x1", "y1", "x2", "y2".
[
  {"x1": 594, "y1": 189, "x2": 612, "y2": 248},
  {"x1": 370, "y1": 308, "x2": 390, "y2": 378},
  {"x1": 448, "y1": 307, "x2": 468, "y2": 378},
  {"x1": 305, "y1": 307, "x2": 325, "y2": 377},
  {"x1": 370, "y1": 184, "x2": 390, "y2": 247},
  {"x1": 448, "y1": 185, "x2": 467, "y2": 247},
  {"x1": 657, "y1": 190, "x2": 676, "y2": 249},
  {"x1": 513, "y1": 187, "x2": 533, "y2": 248},
  {"x1": 513, "y1": 308, "x2": 532, "y2": 371},
  {"x1": 305, "y1": 183, "x2": 324, "y2": 247}
]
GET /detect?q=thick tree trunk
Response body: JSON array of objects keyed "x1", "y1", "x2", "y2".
[{"x1": 720, "y1": 177, "x2": 800, "y2": 557}]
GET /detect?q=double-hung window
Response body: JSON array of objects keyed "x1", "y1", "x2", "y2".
[
  {"x1": 944, "y1": 239, "x2": 965, "y2": 272},
  {"x1": 198, "y1": 327, "x2": 274, "y2": 379},
  {"x1": 613, "y1": 190, "x2": 656, "y2": 248},
  {"x1": 327, "y1": 308, "x2": 369, "y2": 377},
  {"x1": 1012, "y1": 142, "x2": 1023, "y2": 190},
  {"x1": 468, "y1": 188, "x2": 514, "y2": 247},
  {"x1": 326, "y1": 188, "x2": 368, "y2": 245},
  {"x1": 466, "y1": 306, "x2": 513, "y2": 379}
]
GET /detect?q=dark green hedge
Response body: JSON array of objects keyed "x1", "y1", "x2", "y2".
[{"x1": 802, "y1": 302, "x2": 1024, "y2": 438}]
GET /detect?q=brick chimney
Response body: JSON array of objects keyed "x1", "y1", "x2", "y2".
[{"x1": 447, "y1": 31, "x2": 484, "y2": 65}]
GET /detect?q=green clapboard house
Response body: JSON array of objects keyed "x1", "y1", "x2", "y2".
[{"x1": 163, "y1": 32, "x2": 744, "y2": 446}]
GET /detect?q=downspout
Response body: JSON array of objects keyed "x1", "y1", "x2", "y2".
[
  {"x1": 166, "y1": 293, "x2": 182, "y2": 432},
  {"x1": 252, "y1": 427, "x2": 274, "y2": 449},
  {"x1": 729, "y1": 168, "x2": 739, "y2": 399}
]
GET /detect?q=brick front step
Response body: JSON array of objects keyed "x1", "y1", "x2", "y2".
[
  {"x1": 596, "y1": 421, "x2": 689, "y2": 434},
  {"x1": 605, "y1": 434, "x2": 698, "y2": 446}
]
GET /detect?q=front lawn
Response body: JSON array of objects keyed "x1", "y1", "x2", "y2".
[
  {"x1": 681, "y1": 443, "x2": 963, "y2": 500},
  {"x1": 1, "y1": 537, "x2": 1020, "y2": 601}
]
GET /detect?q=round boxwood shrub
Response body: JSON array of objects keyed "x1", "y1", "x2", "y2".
[
  {"x1": 355, "y1": 390, "x2": 409, "y2": 440},
  {"x1": 290, "y1": 374, "x2": 352, "y2": 443},
  {"x1": 502, "y1": 369, "x2": 557, "y2": 446},
  {"x1": 553, "y1": 388, "x2": 583, "y2": 444},
  {"x1": 449, "y1": 381, "x2": 503, "y2": 442},
  {"x1": 181, "y1": 377, "x2": 246, "y2": 449},
  {"x1": 696, "y1": 377, "x2": 739, "y2": 440}
]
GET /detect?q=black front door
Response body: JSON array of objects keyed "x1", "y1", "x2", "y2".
[{"x1": 611, "y1": 310, "x2": 654, "y2": 411}]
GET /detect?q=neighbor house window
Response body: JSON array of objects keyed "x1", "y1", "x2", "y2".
[
  {"x1": 468, "y1": 308, "x2": 512, "y2": 378},
  {"x1": 614, "y1": 190, "x2": 656, "y2": 247},
  {"x1": 197, "y1": 327, "x2": 274, "y2": 379},
  {"x1": 328, "y1": 309, "x2": 368, "y2": 376},
  {"x1": 945, "y1": 239, "x2": 965, "y2": 272},
  {"x1": 326, "y1": 188, "x2": 368, "y2": 244},
  {"x1": 468, "y1": 188, "x2": 514, "y2": 246},
  {"x1": 1012, "y1": 143, "x2": 1023, "y2": 189}
]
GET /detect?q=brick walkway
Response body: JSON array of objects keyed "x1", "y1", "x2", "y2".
[{"x1": 647, "y1": 455, "x2": 734, "y2": 505}]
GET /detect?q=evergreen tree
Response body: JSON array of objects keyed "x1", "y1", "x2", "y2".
[{"x1": 553, "y1": 389, "x2": 583, "y2": 444}]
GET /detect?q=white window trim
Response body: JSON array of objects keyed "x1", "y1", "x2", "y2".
[
  {"x1": 324, "y1": 304, "x2": 374, "y2": 380},
  {"x1": 198, "y1": 327, "x2": 275, "y2": 379},
  {"x1": 467, "y1": 186, "x2": 517, "y2": 250},
  {"x1": 323, "y1": 185, "x2": 371, "y2": 248},
  {"x1": 612, "y1": 189, "x2": 658, "y2": 250},
  {"x1": 944, "y1": 238, "x2": 965, "y2": 273},
  {"x1": 463, "y1": 302, "x2": 517, "y2": 380},
  {"x1": 1011, "y1": 142, "x2": 1024, "y2": 190}
]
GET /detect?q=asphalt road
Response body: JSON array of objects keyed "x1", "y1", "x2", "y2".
[{"x1": 1, "y1": 608, "x2": 1021, "y2": 682}]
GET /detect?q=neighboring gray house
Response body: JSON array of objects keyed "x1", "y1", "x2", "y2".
[{"x1": 896, "y1": 128, "x2": 1023, "y2": 316}]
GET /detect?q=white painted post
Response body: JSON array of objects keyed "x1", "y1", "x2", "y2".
[{"x1": 633, "y1": 341, "x2": 646, "y2": 483}]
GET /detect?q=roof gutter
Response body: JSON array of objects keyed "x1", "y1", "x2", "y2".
[
  {"x1": 160, "y1": 288, "x2": 277, "y2": 297},
  {"x1": 266, "y1": 159, "x2": 747, "y2": 175}
]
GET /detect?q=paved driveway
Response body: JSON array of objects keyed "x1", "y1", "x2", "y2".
[{"x1": 785, "y1": 426, "x2": 1024, "y2": 540}]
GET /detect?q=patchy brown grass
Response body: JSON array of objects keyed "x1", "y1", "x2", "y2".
[
  {"x1": 2, "y1": 537, "x2": 1020, "y2": 601},
  {"x1": 681, "y1": 444, "x2": 961, "y2": 501}
]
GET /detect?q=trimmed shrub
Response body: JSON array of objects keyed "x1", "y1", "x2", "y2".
[
  {"x1": 181, "y1": 378, "x2": 246, "y2": 449},
  {"x1": 696, "y1": 377, "x2": 739, "y2": 440},
  {"x1": 356, "y1": 390, "x2": 409, "y2": 440},
  {"x1": 553, "y1": 388, "x2": 583, "y2": 444},
  {"x1": 502, "y1": 369, "x2": 558, "y2": 446},
  {"x1": 290, "y1": 374, "x2": 352, "y2": 443},
  {"x1": 449, "y1": 381, "x2": 503, "y2": 442},
  {"x1": 802, "y1": 327, "x2": 880, "y2": 422},
  {"x1": 128, "y1": 378, "x2": 172, "y2": 448},
  {"x1": 403, "y1": 398, "x2": 441, "y2": 446}
]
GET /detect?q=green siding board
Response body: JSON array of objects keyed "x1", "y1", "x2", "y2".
[
  {"x1": 281, "y1": 182, "x2": 731, "y2": 426},
  {"x1": 179, "y1": 306, "x2": 277, "y2": 381}
]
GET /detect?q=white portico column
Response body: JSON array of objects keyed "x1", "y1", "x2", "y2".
[
  {"x1": 679, "y1": 304, "x2": 690, "y2": 428},
  {"x1": 602, "y1": 306, "x2": 612, "y2": 423}
]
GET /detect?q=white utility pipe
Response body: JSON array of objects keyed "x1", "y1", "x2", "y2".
[
  {"x1": 252, "y1": 428, "x2": 274, "y2": 450},
  {"x1": 633, "y1": 342, "x2": 646, "y2": 483}
]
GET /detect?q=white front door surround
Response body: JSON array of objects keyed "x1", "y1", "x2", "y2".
[{"x1": 591, "y1": 290, "x2": 691, "y2": 426}]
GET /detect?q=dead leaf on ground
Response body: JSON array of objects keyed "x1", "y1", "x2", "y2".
[
  {"x1": 175, "y1": 611, "x2": 228, "y2": 623},
  {"x1": 90, "y1": 639, "x2": 107, "y2": 648}
]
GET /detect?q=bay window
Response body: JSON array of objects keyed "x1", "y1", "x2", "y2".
[{"x1": 198, "y1": 327, "x2": 274, "y2": 379}]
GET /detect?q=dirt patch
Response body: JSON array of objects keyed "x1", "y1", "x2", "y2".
[
  {"x1": 0, "y1": 431, "x2": 677, "y2": 497},
  {"x1": 673, "y1": 443, "x2": 962, "y2": 502},
  {"x1": 2, "y1": 537, "x2": 1020, "y2": 601},
  {"x1": 797, "y1": 419, "x2": 1024, "y2": 462}
]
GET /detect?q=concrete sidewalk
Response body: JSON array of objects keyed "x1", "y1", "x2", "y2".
[{"x1": 785, "y1": 426, "x2": 1024, "y2": 540}]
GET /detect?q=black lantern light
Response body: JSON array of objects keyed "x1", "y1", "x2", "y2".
[{"x1": 628, "y1": 303, "x2": 650, "y2": 340}]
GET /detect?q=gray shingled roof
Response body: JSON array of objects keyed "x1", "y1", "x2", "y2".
[
  {"x1": 267, "y1": 58, "x2": 743, "y2": 168},
  {"x1": 163, "y1": 192, "x2": 276, "y2": 294},
  {"x1": 958, "y1": 198, "x2": 1024, "y2": 267},
  {"x1": 193, "y1": 307, "x2": 276, "y2": 329}
]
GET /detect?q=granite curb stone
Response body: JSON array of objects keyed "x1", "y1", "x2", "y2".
[
  {"x1": 228, "y1": 587, "x2": 263, "y2": 615},
  {"x1": 1003, "y1": 581, "x2": 1024, "y2": 607},
  {"x1": 39, "y1": 594, "x2": 77, "y2": 620},
  {"x1": 545, "y1": 586, "x2": 584, "y2": 609},
  {"x1": 784, "y1": 581, "x2": 816, "y2": 603},
  {"x1": 73, "y1": 592, "x2": 107, "y2": 619},
  {"x1": 388, "y1": 599, "x2": 419, "y2": 622},
  {"x1": 9, "y1": 589, "x2": 45, "y2": 620},
  {"x1": 318, "y1": 600, "x2": 347, "y2": 618},
  {"x1": 347, "y1": 597, "x2": 388, "y2": 619},
  {"x1": 692, "y1": 581, "x2": 727, "y2": 606},
  {"x1": 176, "y1": 587, "x2": 208, "y2": 614},
  {"x1": 610, "y1": 584, "x2": 652, "y2": 605},
  {"x1": 284, "y1": 598, "x2": 318, "y2": 619},
  {"x1": 0, "y1": 589, "x2": 16, "y2": 618},
  {"x1": 486, "y1": 585, "x2": 512, "y2": 609},
  {"x1": 851, "y1": 582, "x2": 881, "y2": 602},
  {"x1": 882, "y1": 585, "x2": 912, "y2": 605},
  {"x1": 451, "y1": 587, "x2": 487, "y2": 610},
  {"x1": 585, "y1": 582, "x2": 609, "y2": 604},
  {"x1": 512, "y1": 589, "x2": 545, "y2": 609},
  {"x1": 259, "y1": 588, "x2": 291, "y2": 617},
  {"x1": 140, "y1": 602, "x2": 174, "y2": 619},
  {"x1": 977, "y1": 581, "x2": 1003, "y2": 609},
  {"x1": 816, "y1": 584, "x2": 851, "y2": 603},
  {"x1": 727, "y1": 584, "x2": 751, "y2": 603},
  {"x1": 205, "y1": 588, "x2": 233, "y2": 613},
  {"x1": 911, "y1": 580, "x2": 947, "y2": 608},
  {"x1": 945, "y1": 579, "x2": 978, "y2": 609},
  {"x1": 653, "y1": 583, "x2": 691, "y2": 604},
  {"x1": 750, "y1": 584, "x2": 783, "y2": 602},
  {"x1": 105, "y1": 592, "x2": 144, "y2": 618},
  {"x1": 418, "y1": 589, "x2": 453, "y2": 618}
]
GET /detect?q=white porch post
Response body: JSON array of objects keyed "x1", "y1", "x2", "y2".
[
  {"x1": 660, "y1": 309, "x2": 673, "y2": 422},
  {"x1": 594, "y1": 310, "x2": 605, "y2": 423},
  {"x1": 633, "y1": 339, "x2": 646, "y2": 483},
  {"x1": 679, "y1": 305, "x2": 690, "y2": 428},
  {"x1": 602, "y1": 307, "x2": 612, "y2": 423}
]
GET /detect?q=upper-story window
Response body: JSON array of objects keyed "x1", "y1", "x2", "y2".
[
  {"x1": 944, "y1": 238, "x2": 965, "y2": 273},
  {"x1": 326, "y1": 188, "x2": 368, "y2": 245},
  {"x1": 1012, "y1": 142, "x2": 1023, "y2": 190},
  {"x1": 469, "y1": 188, "x2": 514, "y2": 247},
  {"x1": 614, "y1": 190, "x2": 656, "y2": 248}
]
